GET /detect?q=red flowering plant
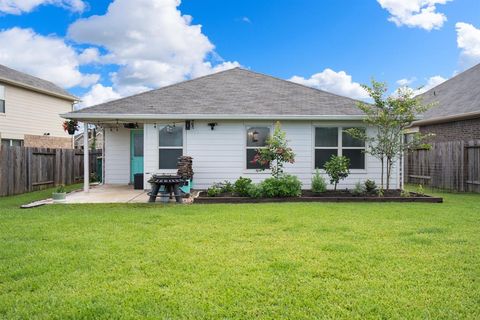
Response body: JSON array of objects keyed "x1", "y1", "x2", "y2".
[
  {"x1": 62, "y1": 120, "x2": 79, "y2": 135},
  {"x1": 252, "y1": 121, "x2": 295, "y2": 178}
]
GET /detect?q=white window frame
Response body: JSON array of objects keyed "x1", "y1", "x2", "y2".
[
  {"x1": 0, "y1": 85, "x2": 5, "y2": 114},
  {"x1": 244, "y1": 123, "x2": 273, "y2": 173},
  {"x1": 158, "y1": 124, "x2": 185, "y2": 172},
  {"x1": 1, "y1": 139, "x2": 23, "y2": 147},
  {"x1": 313, "y1": 125, "x2": 367, "y2": 173}
]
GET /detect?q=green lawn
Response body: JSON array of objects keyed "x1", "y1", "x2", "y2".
[{"x1": 0, "y1": 187, "x2": 479, "y2": 319}]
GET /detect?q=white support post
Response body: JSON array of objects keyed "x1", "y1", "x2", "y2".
[{"x1": 83, "y1": 123, "x2": 89, "y2": 192}]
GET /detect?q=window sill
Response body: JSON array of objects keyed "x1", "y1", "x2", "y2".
[
  {"x1": 313, "y1": 169, "x2": 368, "y2": 174},
  {"x1": 242, "y1": 170, "x2": 272, "y2": 174}
]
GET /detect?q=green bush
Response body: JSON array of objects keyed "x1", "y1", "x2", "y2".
[
  {"x1": 324, "y1": 155, "x2": 350, "y2": 190},
  {"x1": 259, "y1": 178, "x2": 278, "y2": 198},
  {"x1": 364, "y1": 179, "x2": 377, "y2": 194},
  {"x1": 276, "y1": 175, "x2": 302, "y2": 197},
  {"x1": 259, "y1": 175, "x2": 302, "y2": 198},
  {"x1": 221, "y1": 181, "x2": 234, "y2": 193},
  {"x1": 234, "y1": 177, "x2": 253, "y2": 197},
  {"x1": 311, "y1": 169, "x2": 327, "y2": 193},
  {"x1": 351, "y1": 181, "x2": 365, "y2": 196},
  {"x1": 55, "y1": 184, "x2": 66, "y2": 193},
  {"x1": 247, "y1": 184, "x2": 263, "y2": 198},
  {"x1": 206, "y1": 186, "x2": 221, "y2": 197}
]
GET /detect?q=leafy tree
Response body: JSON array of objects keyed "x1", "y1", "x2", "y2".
[
  {"x1": 324, "y1": 155, "x2": 350, "y2": 191},
  {"x1": 252, "y1": 121, "x2": 295, "y2": 178},
  {"x1": 346, "y1": 80, "x2": 433, "y2": 190}
]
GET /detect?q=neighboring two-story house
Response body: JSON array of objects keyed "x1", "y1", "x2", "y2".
[{"x1": 0, "y1": 64, "x2": 77, "y2": 148}]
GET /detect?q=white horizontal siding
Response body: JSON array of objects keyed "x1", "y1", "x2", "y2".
[
  {"x1": 104, "y1": 127, "x2": 130, "y2": 184},
  {"x1": 0, "y1": 84, "x2": 73, "y2": 140},
  {"x1": 140, "y1": 120, "x2": 399, "y2": 190}
]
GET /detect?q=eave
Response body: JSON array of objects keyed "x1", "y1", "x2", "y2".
[{"x1": 60, "y1": 113, "x2": 366, "y2": 122}]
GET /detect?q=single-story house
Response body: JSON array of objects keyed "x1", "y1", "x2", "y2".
[
  {"x1": 62, "y1": 68, "x2": 401, "y2": 191},
  {"x1": 0, "y1": 64, "x2": 77, "y2": 149},
  {"x1": 409, "y1": 63, "x2": 480, "y2": 142}
]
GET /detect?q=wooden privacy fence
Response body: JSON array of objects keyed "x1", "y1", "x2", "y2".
[
  {"x1": 0, "y1": 146, "x2": 102, "y2": 197},
  {"x1": 405, "y1": 140, "x2": 480, "y2": 192}
]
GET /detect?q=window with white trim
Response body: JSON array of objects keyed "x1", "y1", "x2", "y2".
[
  {"x1": 0, "y1": 85, "x2": 5, "y2": 113},
  {"x1": 246, "y1": 126, "x2": 270, "y2": 170},
  {"x1": 314, "y1": 127, "x2": 366, "y2": 170},
  {"x1": 1, "y1": 139, "x2": 23, "y2": 147},
  {"x1": 159, "y1": 125, "x2": 183, "y2": 169}
]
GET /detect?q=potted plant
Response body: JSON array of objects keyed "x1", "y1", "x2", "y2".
[
  {"x1": 52, "y1": 184, "x2": 67, "y2": 203},
  {"x1": 63, "y1": 120, "x2": 79, "y2": 135}
]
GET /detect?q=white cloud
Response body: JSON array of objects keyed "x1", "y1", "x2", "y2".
[
  {"x1": 0, "y1": 0, "x2": 86, "y2": 15},
  {"x1": 396, "y1": 77, "x2": 417, "y2": 86},
  {"x1": 414, "y1": 75, "x2": 447, "y2": 95},
  {"x1": 78, "y1": 47, "x2": 102, "y2": 64},
  {"x1": 456, "y1": 22, "x2": 480, "y2": 64},
  {"x1": 0, "y1": 27, "x2": 99, "y2": 88},
  {"x1": 77, "y1": 83, "x2": 122, "y2": 109},
  {"x1": 377, "y1": 0, "x2": 452, "y2": 31},
  {"x1": 289, "y1": 69, "x2": 369, "y2": 100},
  {"x1": 241, "y1": 16, "x2": 251, "y2": 23},
  {"x1": 68, "y1": 0, "x2": 239, "y2": 93}
]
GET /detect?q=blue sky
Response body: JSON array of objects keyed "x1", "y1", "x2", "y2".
[{"x1": 0, "y1": 0, "x2": 479, "y2": 106}]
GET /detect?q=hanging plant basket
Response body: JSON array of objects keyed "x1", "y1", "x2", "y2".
[{"x1": 63, "y1": 120, "x2": 79, "y2": 135}]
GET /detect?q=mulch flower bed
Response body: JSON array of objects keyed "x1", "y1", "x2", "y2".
[{"x1": 195, "y1": 190, "x2": 443, "y2": 204}]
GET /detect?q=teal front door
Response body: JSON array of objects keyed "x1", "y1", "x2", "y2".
[{"x1": 130, "y1": 130, "x2": 144, "y2": 182}]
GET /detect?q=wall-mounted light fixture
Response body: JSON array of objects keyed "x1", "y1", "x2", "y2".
[
  {"x1": 247, "y1": 129, "x2": 259, "y2": 143},
  {"x1": 185, "y1": 120, "x2": 194, "y2": 130},
  {"x1": 208, "y1": 122, "x2": 218, "y2": 130}
]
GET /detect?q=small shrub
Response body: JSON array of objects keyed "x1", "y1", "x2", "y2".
[
  {"x1": 378, "y1": 188, "x2": 384, "y2": 197},
  {"x1": 276, "y1": 174, "x2": 302, "y2": 197},
  {"x1": 206, "y1": 186, "x2": 221, "y2": 197},
  {"x1": 221, "y1": 181, "x2": 234, "y2": 193},
  {"x1": 55, "y1": 184, "x2": 65, "y2": 193},
  {"x1": 400, "y1": 189, "x2": 411, "y2": 197},
  {"x1": 416, "y1": 184, "x2": 425, "y2": 196},
  {"x1": 311, "y1": 169, "x2": 327, "y2": 193},
  {"x1": 234, "y1": 177, "x2": 253, "y2": 197},
  {"x1": 324, "y1": 155, "x2": 350, "y2": 190},
  {"x1": 212, "y1": 181, "x2": 233, "y2": 193},
  {"x1": 351, "y1": 181, "x2": 365, "y2": 196},
  {"x1": 247, "y1": 184, "x2": 263, "y2": 198},
  {"x1": 260, "y1": 178, "x2": 279, "y2": 198},
  {"x1": 364, "y1": 179, "x2": 378, "y2": 194}
]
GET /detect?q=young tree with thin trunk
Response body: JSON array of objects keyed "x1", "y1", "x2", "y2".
[{"x1": 346, "y1": 80, "x2": 433, "y2": 190}]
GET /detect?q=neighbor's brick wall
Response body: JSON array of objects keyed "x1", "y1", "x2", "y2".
[
  {"x1": 420, "y1": 118, "x2": 480, "y2": 143},
  {"x1": 24, "y1": 134, "x2": 72, "y2": 149}
]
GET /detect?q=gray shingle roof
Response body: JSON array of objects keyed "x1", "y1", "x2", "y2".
[
  {"x1": 419, "y1": 63, "x2": 480, "y2": 120},
  {"x1": 70, "y1": 68, "x2": 364, "y2": 118},
  {"x1": 0, "y1": 64, "x2": 77, "y2": 101}
]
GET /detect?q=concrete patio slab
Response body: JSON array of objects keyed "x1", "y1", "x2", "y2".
[{"x1": 65, "y1": 184, "x2": 149, "y2": 204}]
